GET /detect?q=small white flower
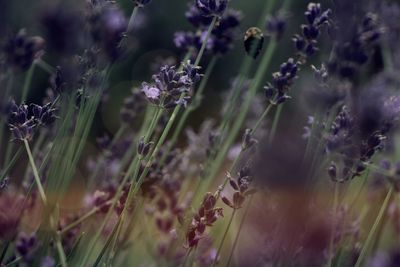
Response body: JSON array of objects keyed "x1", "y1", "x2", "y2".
[{"x1": 141, "y1": 83, "x2": 160, "y2": 100}]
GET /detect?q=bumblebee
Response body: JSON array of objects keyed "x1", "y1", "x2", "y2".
[{"x1": 244, "y1": 27, "x2": 264, "y2": 59}]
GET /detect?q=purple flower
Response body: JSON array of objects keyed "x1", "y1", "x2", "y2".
[
  {"x1": 293, "y1": 3, "x2": 331, "y2": 57},
  {"x1": 186, "y1": 3, "x2": 214, "y2": 28},
  {"x1": 174, "y1": 31, "x2": 196, "y2": 52},
  {"x1": 8, "y1": 101, "x2": 36, "y2": 141},
  {"x1": 40, "y1": 256, "x2": 55, "y2": 267},
  {"x1": 140, "y1": 62, "x2": 202, "y2": 109},
  {"x1": 141, "y1": 83, "x2": 161, "y2": 104},
  {"x1": 266, "y1": 12, "x2": 287, "y2": 40},
  {"x1": 16, "y1": 232, "x2": 37, "y2": 263},
  {"x1": 31, "y1": 103, "x2": 58, "y2": 126},
  {"x1": 264, "y1": 58, "x2": 299, "y2": 105},
  {"x1": 195, "y1": 0, "x2": 228, "y2": 18},
  {"x1": 328, "y1": 13, "x2": 384, "y2": 79}
]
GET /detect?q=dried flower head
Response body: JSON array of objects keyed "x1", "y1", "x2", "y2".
[{"x1": 186, "y1": 191, "x2": 223, "y2": 248}]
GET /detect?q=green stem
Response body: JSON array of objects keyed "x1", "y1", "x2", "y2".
[
  {"x1": 162, "y1": 56, "x2": 218, "y2": 163},
  {"x1": 0, "y1": 148, "x2": 22, "y2": 184},
  {"x1": 87, "y1": 124, "x2": 127, "y2": 187},
  {"x1": 23, "y1": 139, "x2": 67, "y2": 267},
  {"x1": 252, "y1": 102, "x2": 275, "y2": 133},
  {"x1": 212, "y1": 209, "x2": 237, "y2": 267},
  {"x1": 23, "y1": 139, "x2": 47, "y2": 205},
  {"x1": 0, "y1": 73, "x2": 14, "y2": 151},
  {"x1": 127, "y1": 6, "x2": 139, "y2": 34},
  {"x1": 59, "y1": 201, "x2": 110, "y2": 235},
  {"x1": 268, "y1": 104, "x2": 283, "y2": 144},
  {"x1": 4, "y1": 256, "x2": 22, "y2": 267},
  {"x1": 79, "y1": 106, "x2": 162, "y2": 266},
  {"x1": 125, "y1": 12, "x2": 217, "y2": 204},
  {"x1": 21, "y1": 63, "x2": 35, "y2": 102},
  {"x1": 195, "y1": 16, "x2": 217, "y2": 67},
  {"x1": 36, "y1": 59, "x2": 55, "y2": 74},
  {"x1": 206, "y1": 40, "x2": 277, "y2": 183},
  {"x1": 354, "y1": 186, "x2": 394, "y2": 267},
  {"x1": 225, "y1": 196, "x2": 253, "y2": 267},
  {"x1": 218, "y1": 57, "x2": 253, "y2": 137},
  {"x1": 327, "y1": 182, "x2": 339, "y2": 267}
]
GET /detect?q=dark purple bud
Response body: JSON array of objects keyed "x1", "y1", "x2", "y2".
[{"x1": 221, "y1": 196, "x2": 233, "y2": 208}]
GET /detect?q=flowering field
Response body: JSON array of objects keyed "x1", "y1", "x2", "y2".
[{"x1": 0, "y1": 0, "x2": 399, "y2": 266}]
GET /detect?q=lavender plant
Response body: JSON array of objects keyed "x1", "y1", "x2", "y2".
[{"x1": 0, "y1": 0, "x2": 399, "y2": 266}]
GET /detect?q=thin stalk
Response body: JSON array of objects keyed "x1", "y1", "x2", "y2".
[
  {"x1": 212, "y1": 209, "x2": 237, "y2": 267},
  {"x1": 206, "y1": 40, "x2": 277, "y2": 184},
  {"x1": 217, "y1": 57, "x2": 252, "y2": 138},
  {"x1": 4, "y1": 256, "x2": 22, "y2": 267},
  {"x1": 268, "y1": 104, "x2": 283, "y2": 144},
  {"x1": 55, "y1": 233, "x2": 68, "y2": 267},
  {"x1": 127, "y1": 6, "x2": 139, "y2": 35},
  {"x1": 354, "y1": 186, "x2": 394, "y2": 267},
  {"x1": 225, "y1": 196, "x2": 253, "y2": 267},
  {"x1": 181, "y1": 248, "x2": 192, "y2": 267},
  {"x1": 23, "y1": 139, "x2": 47, "y2": 205},
  {"x1": 123, "y1": 12, "x2": 217, "y2": 204},
  {"x1": 0, "y1": 72, "x2": 14, "y2": 151},
  {"x1": 21, "y1": 63, "x2": 35, "y2": 102},
  {"x1": 327, "y1": 182, "x2": 339, "y2": 267},
  {"x1": 162, "y1": 56, "x2": 218, "y2": 163},
  {"x1": 87, "y1": 124, "x2": 127, "y2": 186},
  {"x1": 36, "y1": 59, "x2": 55, "y2": 74},
  {"x1": 85, "y1": 17, "x2": 216, "y2": 266},
  {"x1": 195, "y1": 16, "x2": 217, "y2": 67},
  {"x1": 252, "y1": 102, "x2": 275, "y2": 133},
  {"x1": 23, "y1": 130, "x2": 47, "y2": 181},
  {"x1": 59, "y1": 200, "x2": 112, "y2": 235},
  {"x1": 93, "y1": 219, "x2": 121, "y2": 267},
  {"x1": 0, "y1": 148, "x2": 22, "y2": 183},
  {"x1": 0, "y1": 241, "x2": 10, "y2": 264},
  {"x1": 23, "y1": 139, "x2": 67, "y2": 267},
  {"x1": 79, "y1": 107, "x2": 163, "y2": 266}
]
